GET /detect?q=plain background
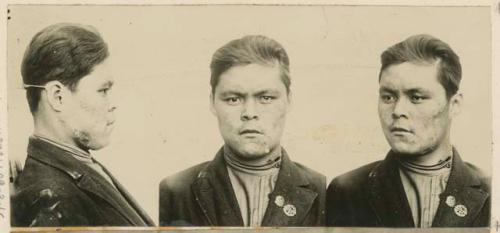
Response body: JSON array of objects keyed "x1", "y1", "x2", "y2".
[{"x1": 6, "y1": 5, "x2": 491, "y2": 224}]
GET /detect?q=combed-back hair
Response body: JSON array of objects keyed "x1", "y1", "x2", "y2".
[
  {"x1": 22, "y1": 23, "x2": 109, "y2": 113},
  {"x1": 379, "y1": 34, "x2": 461, "y2": 98},
  {"x1": 210, "y1": 35, "x2": 290, "y2": 94}
]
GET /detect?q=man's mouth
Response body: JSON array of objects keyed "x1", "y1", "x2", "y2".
[
  {"x1": 240, "y1": 129, "x2": 262, "y2": 135},
  {"x1": 390, "y1": 127, "x2": 412, "y2": 134}
]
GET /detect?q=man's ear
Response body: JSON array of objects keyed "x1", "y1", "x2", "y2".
[
  {"x1": 209, "y1": 92, "x2": 216, "y2": 116},
  {"x1": 44, "y1": 81, "x2": 67, "y2": 112},
  {"x1": 449, "y1": 92, "x2": 463, "y2": 118}
]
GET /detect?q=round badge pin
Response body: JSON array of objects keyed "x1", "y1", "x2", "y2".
[
  {"x1": 283, "y1": 204, "x2": 297, "y2": 217},
  {"x1": 274, "y1": 195, "x2": 285, "y2": 207},
  {"x1": 445, "y1": 195, "x2": 456, "y2": 207},
  {"x1": 454, "y1": 204, "x2": 467, "y2": 217}
]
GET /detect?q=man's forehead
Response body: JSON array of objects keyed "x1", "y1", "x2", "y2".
[
  {"x1": 217, "y1": 87, "x2": 282, "y2": 96},
  {"x1": 216, "y1": 64, "x2": 285, "y2": 92},
  {"x1": 74, "y1": 63, "x2": 114, "y2": 89},
  {"x1": 379, "y1": 62, "x2": 442, "y2": 90}
]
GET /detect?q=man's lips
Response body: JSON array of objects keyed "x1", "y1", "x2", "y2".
[
  {"x1": 239, "y1": 129, "x2": 262, "y2": 135},
  {"x1": 390, "y1": 127, "x2": 412, "y2": 134}
]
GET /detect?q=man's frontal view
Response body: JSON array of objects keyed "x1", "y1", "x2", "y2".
[
  {"x1": 160, "y1": 35, "x2": 326, "y2": 227},
  {"x1": 326, "y1": 34, "x2": 490, "y2": 228}
]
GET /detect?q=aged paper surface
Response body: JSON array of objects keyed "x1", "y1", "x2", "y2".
[{"x1": 0, "y1": 0, "x2": 498, "y2": 232}]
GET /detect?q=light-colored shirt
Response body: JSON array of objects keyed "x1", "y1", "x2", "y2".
[
  {"x1": 224, "y1": 146, "x2": 281, "y2": 226},
  {"x1": 398, "y1": 156, "x2": 452, "y2": 228}
]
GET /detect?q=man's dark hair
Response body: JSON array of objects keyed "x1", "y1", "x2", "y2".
[
  {"x1": 22, "y1": 23, "x2": 109, "y2": 113},
  {"x1": 210, "y1": 35, "x2": 290, "y2": 94},
  {"x1": 379, "y1": 34, "x2": 461, "y2": 98}
]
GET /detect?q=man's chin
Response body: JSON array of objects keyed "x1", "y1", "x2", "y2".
[
  {"x1": 232, "y1": 144, "x2": 270, "y2": 160},
  {"x1": 390, "y1": 145, "x2": 435, "y2": 159},
  {"x1": 79, "y1": 138, "x2": 110, "y2": 151},
  {"x1": 389, "y1": 142, "x2": 421, "y2": 156},
  {"x1": 88, "y1": 144, "x2": 107, "y2": 151}
]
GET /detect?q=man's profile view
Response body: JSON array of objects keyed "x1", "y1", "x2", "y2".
[{"x1": 11, "y1": 23, "x2": 154, "y2": 227}]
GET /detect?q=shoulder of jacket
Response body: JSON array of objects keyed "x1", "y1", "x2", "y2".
[
  {"x1": 464, "y1": 162, "x2": 491, "y2": 192},
  {"x1": 15, "y1": 161, "x2": 83, "y2": 201},
  {"x1": 12, "y1": 179, "x2": 87, "y2": 226},
  {"x1": 159, "y1": 161, "x2": 211, "y2": 192},
  {"x1": 328, "y1": 160, "x2": 383, "y2": 190},
  {"x1": 292, "y1": 162, "x2": 326, "y2": 184}
]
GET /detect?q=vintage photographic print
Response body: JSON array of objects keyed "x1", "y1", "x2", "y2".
[{"x1": 0, "y1": 1, "x2": 497, "y2": 232}]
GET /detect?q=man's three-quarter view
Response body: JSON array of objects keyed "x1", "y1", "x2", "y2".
[{"x1": 326, "y1": 34, "x2": 490, "y2": 228}]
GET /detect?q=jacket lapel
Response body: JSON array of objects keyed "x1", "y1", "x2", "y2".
[
  {"x1": 191, "y1": 147, "x2": 319, "y2": 226},
  {"x1": 191, "y1": 148, "x2": 243, "y2": 226},
  {"x1": 261, "y1": 150, "x2": 318, "y2": 226},
  {"x1": 75, "y1": 173, "x2": 145, "y2": 225},
  {"x1": 432, "y1": 149, "x2": 489, "y2": 227},
  {"x1": 368, "y1": 151, "x2": 414, "y2": 227},
  {"x1": 97, "y1": 162, "x2": 155, "y2": 226},
  {"x1": 27, "y1": 138, "x2": 146, "y2": 226}
]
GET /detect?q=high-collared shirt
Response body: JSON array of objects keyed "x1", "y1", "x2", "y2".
[
  {"x1": 32, "y1": 135, "x2": 117, "y2": 189},
  {"x1": 398, "y1": 155, "x2": 452, "y2": 228},
  {"x1": 224, "y1": 146, "x2": 281, "y2": 226},
  {"x1": 326, "y1": 148, "x2": 489, "y2": 227},
  {"x1": 160, "y1": 147, "x2": 326, "y2": 226}
]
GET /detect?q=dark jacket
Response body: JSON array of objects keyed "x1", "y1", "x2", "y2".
[
  {"x1": 326, "y1": 148, "x2": 490, "y2": 227},
  {"x1": 11, "y1": 137, "x2": 155, "y2": 227},
  {"x1": 159, "y1": 148, "x2": 326, "y2": 226}
]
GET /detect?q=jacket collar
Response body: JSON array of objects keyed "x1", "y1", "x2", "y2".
[
  {"x1": 191, "y1": 147, "x2": 318, "y2": 226},
  {"x1": 431, "y1": 148, "x2": 489, "y2": 227},
  {"x1": 27, "y1": 137, "x2": 153, "y2": 226},
  {"x1": 368, "y1": 147, "x2": 489, "y2": 227},
  {"x1": 261, "y1": 148, "x2": 318, "y2": 226}
]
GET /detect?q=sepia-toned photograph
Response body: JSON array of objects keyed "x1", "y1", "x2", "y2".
[{"x1": 1, "y1": 2, "x2": 495, "y2": 232}]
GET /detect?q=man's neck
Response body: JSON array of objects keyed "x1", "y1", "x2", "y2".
[
  {"x1": 224, "y1": 145, "x2": 282, "y2": 167},
  {"x1": 33, "y1": 115, "x2": 82, "y2": 151},
  {"x1": 398, "y1": 143, "x2": 453, "y2": 167},
  {"x1": 33, "y1": 134, "x2": 92, "y2": 159}
]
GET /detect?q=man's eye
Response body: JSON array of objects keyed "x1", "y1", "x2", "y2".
[
  {"x1": 380, "y1": 94, "x2": 396, "y2": 103},
  {"x1": 410, "y1": 95, "x2": 426, "y2": 103},
  {"x1": 98, "y1": 88, "x2": 110, "y2": 95},
  {"x1": 259, "y1": 96, "x2": 275, "y2": 104},
  {"x1": 225, "y1": 97, "x2": 241, "y2": 105}
]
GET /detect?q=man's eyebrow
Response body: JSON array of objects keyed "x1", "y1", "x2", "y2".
[
  {"x1": 102, "y1": 80, "x2": 114, "y2": 87},
  {"x1": 379, "y1": 86, "x2": 432, "y2": 95},
  {"x1": 254, "y1": 89, "x2": 280, "y2": 96},
  {"x1": 218, "y1": 90, "x2": 245, "y2": 97},
  {"x1": 379, "y1": 86, "x2": 397, "y2": 94},
  {"x1": 404, "y1": 88, "x2": 431, "y2": 95}
]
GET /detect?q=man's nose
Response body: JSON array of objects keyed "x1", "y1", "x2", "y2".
[
  {"x1": 392, "y1": 98, "x2": 409, "y2": 119},
  {"x1": 241, "y1": 99, "x2": 259, "y2": 121},
  {"x1": 108, "y1": 92, "x2": 117, "y2": 112}
]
